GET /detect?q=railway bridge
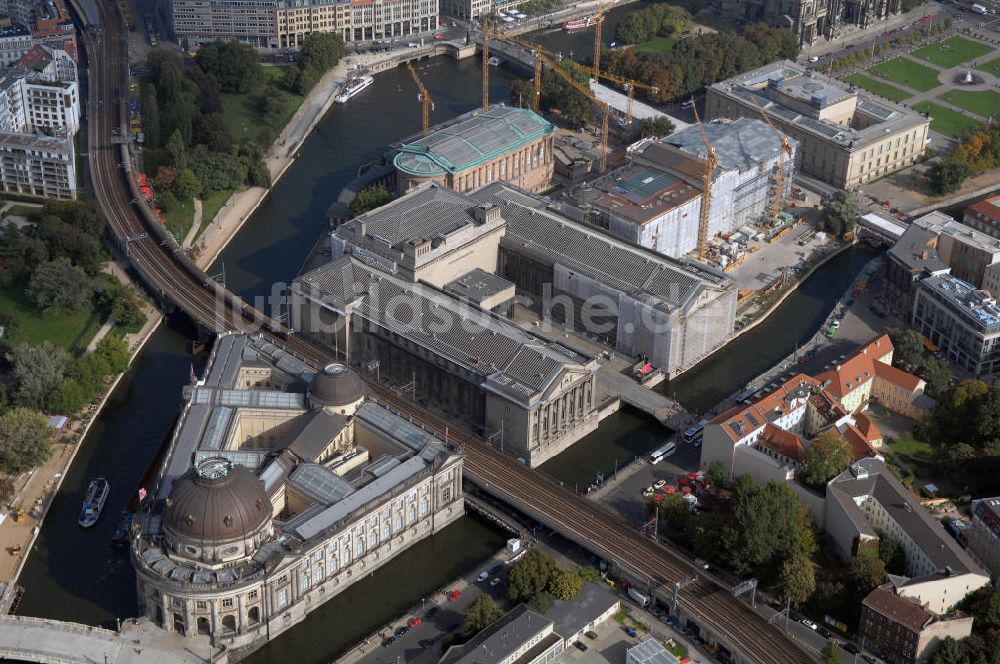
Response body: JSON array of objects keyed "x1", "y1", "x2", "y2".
[{"x1": 66, "y1": 0, "x2": 819, "y2": 661}]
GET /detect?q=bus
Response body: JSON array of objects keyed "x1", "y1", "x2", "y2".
[
  {"x1": 649, "y1": 441, "x2": 676, "y2": 464},
  {"x1": 682, "y1": 421, "x2": 707, "y2": 443}
]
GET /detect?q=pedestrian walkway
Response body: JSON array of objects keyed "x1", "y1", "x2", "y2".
[{"x1": 181, "y1": 198, "x2": 201, "y2": 249}]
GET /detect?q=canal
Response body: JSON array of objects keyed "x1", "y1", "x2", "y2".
[{"x1": 19, "y1": 29, "x2": 872, "y2": 662}]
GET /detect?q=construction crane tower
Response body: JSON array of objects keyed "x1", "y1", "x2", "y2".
[
  {"x1": 406, "y1": 62, "x2": 434, "y2": 136},
  {"x1": 592, "y1": 4, "x2": 613, "y2": 81},
  {"x1": 482, "y1": 19, "x2": 490, "y2": 112},
  {"x1": 690, "y1": 99, "x2": 716, "y2": 260},
  {"x1": 753, "y1": 100, "x2": 793, "y2": 218}
]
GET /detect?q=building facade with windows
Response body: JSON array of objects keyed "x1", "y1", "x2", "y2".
[
  {"x1": 0, "y1": 26, "x2": 32, "y2": 66},
  {"x1": 172, "y1": 0, "x2": 280, "y2": 50},
  {"x1": 715, "y1": 0, "x2": 902, "y2": 45},
  {"x1": 962, "y1": 194, "x2": 1000, "y2": 240},
  {"x1": 706, "y1": 60, "x2": 929, "y2": 189},
  {"x1": 275, "y1": 0, "x2": 439, "y2": 49},
  {"x1": 912, "y1": 274, "x2": 1000, "y2": 378},
  {"x1": 131, "y1": 334, "x2": 464, "y2": 654},
  {"x1": 967, "y1": 497, "x2": 1000, "y2": 581}
]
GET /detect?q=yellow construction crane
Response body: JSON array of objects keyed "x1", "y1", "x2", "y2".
[
  {"x1": 591, "y1": 3, "x2": 614, "y2": 82},
  {"x1": 690, "y1": 99, "x2": 716, "y2": 260},
  {"x1": 533, "y1": 56, "x2": 543, "y2": 112},
  {"x1": 752, "y1": 99, "x2": 793, "y2": 218},
  {"x1": 593, "y1": 69, "x2": 658, "y2": 126},
  {"x1": 406, "y1": 62, "x2": 433, "y2": 136},
  {"x1": 533, "y1": 49, "x2": 612, "y2": 174}
]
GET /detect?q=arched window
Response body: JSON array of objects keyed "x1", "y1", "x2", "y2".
[
  {"x1": 248, "y1": 606, "x2": 260, "y2": 625},
  {"x1": 222, "y1": 615, "x2": 237, "y2": 634},
  {"x1": 197, "y1": 617, "x2": 211, "y2": 635}
]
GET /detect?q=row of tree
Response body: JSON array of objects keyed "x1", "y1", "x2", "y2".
[
  {"x1": 927, "y1": 124, "x2": 1000, "y2": 195},
  {"x1": 601, "y1": 23, "x2": 800, "y2": 103},
  {"x1": 0, "y1": 202, "x2": 145, "y2": 327},
  {"x1": 827, "y1": 19, "x2": 952, "y2": 74},
  {"x1": 0, "y1": 336, "x2": 130, "y2": 479},
  {"x1": 885, "y1": 326, "x2": 952, "y2": 398},
  {"x1": 615, "y1": 4, "x2": 690, "y2": 46},
  {"x1": 510, "y1": 59, "x2": 595, "y2": 128},
  {"x1": 930, "y1": 586, "x2": 1000, "y2": 664}
]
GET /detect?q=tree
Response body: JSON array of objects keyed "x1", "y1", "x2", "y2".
[
  {"x1": 174, "y1": 168, "x2": 202, "y2": 200},
  {"x1": 140, "y1": 82, "x2": 161, "y2": 148},
  {"x1": 259, "y1": 85, "x2": 286, "y2": 128},
  {"x1": 463, "y1": 595, "x2": 503, "y2": 635},
  {"x1": 509, "y1": 78, "x2": 537, "y2": 109},
  {"x1": 48, "y1": 378, "x2": 87, "y2": 415},
  {"x1": 778, "y1": 553, "x2": 816, "y2": 607},
  {"x1": 946, "y1": 442, "x2": 978, "y2": 469},
  {"x1": 529, "y1": 591, "x2": 555, "y2": 614},
  {"x1": 0, "y1": 407, "x2": 55, "y2": 474},
  {"x1": 298, "y1": 32, "x2": 347, "y2": 73},
  {"x1": 0, "y1": 477, "x2": 14, "y2": 505},
  {"x1": 507, "y1": 549, "x2": 556, "y2": 602},
  {"x1": 166, "y1": 130, "x2": 189, "y2": 170},
  {"x1": 12, "y1": 341, "x2": 70, "y2": 409},
  {"x1": 821, "y1": 641, "x2": 840, "y2": 664},
  {"x1": 799, "y1": 430, "x2": 852, "y2": 488},
  {"x1": 706, "y1": 460, "x2": 727, "y2": 488},
  {"x1": 547, "y1": 567, "x2": 582, "y2": 601},
  {"x1": 66, "y1": 352, "x2": 111, "y2": 400},
  {"x1": 928, "y1": 159, "x2": 972, "y2": 195},
  {"x1": 921, "y1": 357, "x2": 952, "y2": 398},
  {"x1": 640, "y1": 117, "x2": 675, "y2": 138},
  {"x1": 886, "y1": 327, "x2": 924, "y2": 371},
  {"x1": 848, "y1": 548, "x2": 886, "y2": 602},
  {"x1": 27, "y1": 258, "x2": 92, "y2": 313},
  {"x1": 931, "y1": 636, "x2": 964, "y2": 664},
  {"x1": 350, "y1": 185, "x2": 394, "y2": 217},
  {"x1": 877, "y1": 534, "x2": 906, "y2": 576},
  {"x1": 723, "y1": 479, "x2": 816, "y2": 580},
  {"x1": 820, "y1": 189, "x2": 859, "y2": 238},
  {"x1": 195, "y1": 40, "x2": 262, "y2": 93},
  {"x1": 654, "y1": 492, "x2": 690, "y2": 531},
  {"x1": 95, "y1": 336, "x2": 130, "y2": 374}
]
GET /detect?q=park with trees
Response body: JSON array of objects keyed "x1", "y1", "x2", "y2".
[{"x1": 140, "y1": 35, "x2": 346, "y2": 239}]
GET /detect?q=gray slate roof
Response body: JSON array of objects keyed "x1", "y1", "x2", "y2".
[
  {"x1": 473, "y1": 182, "x2": 731, "y2": 314},
  {"x1": 439, "y1": 604, "x2": 558, "y2": 664},
  {"x1": 889, "y1": 223, "x2": 949, "y2": 274},
  {"x1": 352, "y1": 183, "x2": 480, "y2": 249},
  {"x1": 295, "y1": 255, "x2": 592, "y2": 405},
  {"x1": 665, "y1": 117, "x2": 797, "y2": 173}
]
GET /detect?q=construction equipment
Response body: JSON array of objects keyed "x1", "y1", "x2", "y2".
[
  {"x1": 506, "y1": 35, "x2": 612, "y2": 172},
  {"x1": 591, "y1": 3, "x2": 614, "y2": 81},
  {"x1": 752, "y1": 98, "x2": 793, "y2": 218},
  {"x1": 690, "y1": 99, "x2": 716, "y2": 260},
  {"x1": 594, "y1": 70, "x2": 658, "y2": 126},
  {"x1": 406, "y1": 62, "x2": 434, "y2": 136},
  {"x1": 533, "y1": 56, "x2": 543, "y2": 112}
]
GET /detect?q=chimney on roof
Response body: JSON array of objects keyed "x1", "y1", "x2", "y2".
[{"x1": 474, "y1": 203, "x2": 501, "y2": 225}]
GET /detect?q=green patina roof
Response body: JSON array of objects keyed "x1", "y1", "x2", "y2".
[{"x1": 394, "y1": 106, "x2": 554, "y2": 177}]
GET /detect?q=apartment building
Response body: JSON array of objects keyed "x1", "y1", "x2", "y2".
[
  {"x1": 909, "y1": 211, "x2": 1000, "y2": 297},
  {"x1": 860, "y1": 582, "x2": 974, "y2": 664},
  {"x1": 276, "y1": 0, "x2": 439, "y2": 49},
  {"x1": 912, "y1": 274, "x2": 1000, "y2": 378},
  {"x1": 701, "y1": 335, "x2": 933, "y2": 490},
  {"x1": 967, "y1": 497, "x2": 1000, "y2": 581},
  {"x1": 393, "y1": 106, "x2": 555, "y2": 196},
  {"x1": 0, "y1": 26, "x2": 31, "y2": 66},
  {"x1": 173, "y1": 0, "x2": 279, "y2": 50},
  {"x1": 707, "y1": 60, "x2": 929, "y2": 189},
  {"x1": 0, "y1": 129, "x2": 74, "y2": 198},
  {"x1": 963, "y1": 194, "x2": 1000, "y2": 240}
]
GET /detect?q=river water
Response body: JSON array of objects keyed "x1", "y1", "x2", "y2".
[{"x1": 18, "y1": 30, "x2": 872, "y2": 662}]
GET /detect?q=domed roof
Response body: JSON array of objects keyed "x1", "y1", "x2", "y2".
[
  {"x1": 163, "y1": 459, "x2": 270, "y2": 545},
  {"x1": 309, "y1": 363, "x2": 364, "y2": 408}
]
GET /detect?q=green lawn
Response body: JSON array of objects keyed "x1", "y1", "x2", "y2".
[
  {"x1": 980, "y1": 56, "x2": 1000, "y2": 77},
  {"x1": 912, "y1": 35, "x2": 994, "y2": 69},
  {"x1": 0, "y1": 284, "x2": 101, "y2": 352},
  {"x1": 869, "y1": 57, "x2": 942, "y2": 92},
  {"x1": 4, "y1": 203, "x2": 43, "y2": 218},
  {"x1": 842, "y1": 73, "x2": 912, "y2": 102},
  {"x1": 194, "y1": 189, "x2": 237, "y2": 242},
  {"x1": 632, "y1": 35, "x2": 677, "y2": 54},
  {"x1": 937, "y1": 89, "x2": 1000, "y2": 119},
  {"x1": 913, "y1": 101, "x2": 981, "y2": 138},
  {"x1": 887, "y1": 435, "x2": 937, "y2": 479},
  {"x1": 220, "y1": 66, "x2": 304, "y2": 144},
  {"x1": 160, "y1": 195, "x2": 195, "y2": 245}
]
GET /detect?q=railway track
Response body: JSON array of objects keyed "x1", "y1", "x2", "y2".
[{"x1": 75, "y1": 1, "x2": 818, "y2": 661}]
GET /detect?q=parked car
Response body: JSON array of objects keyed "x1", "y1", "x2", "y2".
[
  {"x1": 419, "y1": 638, "x2": 435, "y2": 648},
  {"x1": 490, "y1": 564, "x2": 503, "y2": 575},
  {"x1": 585, "y1": 631, "x2": 598, "y2": 640},
  {"x1": 808, "y1": 55, "x2": 820, "y2": 62},
  {"x1": 655, "y1": 480, "x2": 666, "y2": 489},
  {"x1": 624, "y1": 626, "x2": 637, "y2": 637},
  {"x1": 382, "y1": 636, "x2": 396, "y2": 647},
  {"x1": 842, "y1": 642, "x2": 860, "y2": 654},
  {"x1": 395, "y1": 625, "x2": 410, "y2": 636},
  {"x1": 490, "y1": 577, "x2": 501, "y2": 587},
  {"x1": 425, "y1": 606, "x2": 439, "y2": 618},
  {"x1": 574, "y1": 641, "x2": 589, "y2": 652},
  {"x1": 477, "y1": 571, "x2": 489, "y2": 582},
  {"x1": 800, "y1": 619, "x2": 818, "y2": 630}
]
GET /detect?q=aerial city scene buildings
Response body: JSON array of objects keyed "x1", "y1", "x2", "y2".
[{"x1": 2, "y1": 0, "x2": 1000, "y2": 663}]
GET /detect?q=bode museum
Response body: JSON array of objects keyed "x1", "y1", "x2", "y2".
[{"x1": 130, "y1": 333, "x2": 464, "y2": 656}]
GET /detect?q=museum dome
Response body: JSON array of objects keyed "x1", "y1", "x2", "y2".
[
  {"x1": 163, "y1": 458, "x2": 271, "y2": 548},
  {"x1": 308, "y1": 363, "x2": 365, "y2": 410}
]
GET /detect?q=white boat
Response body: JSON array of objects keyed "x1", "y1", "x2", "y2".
[
  {"x1": 78, "y1": 477, "x2": 109, "y2": 528},
  {"x1": 335, "y1": 75, "x2": 374, "y2": 103}
]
